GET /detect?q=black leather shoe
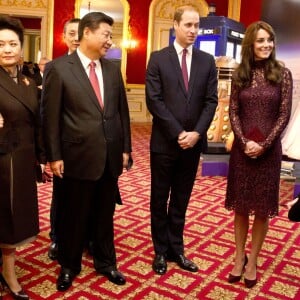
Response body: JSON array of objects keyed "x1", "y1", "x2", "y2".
[
  {"x1": 152, "y1": 254, "x2": 167, "y2": 275},
  {"x1": 56, "y1": 269, "x2": 78, "y2": 291},
  {"x1": 171, "y1": 255, "x2": 198, "y2": 272},
  {"x1": 100, "y1": 270, "x2": 126, "y2": 285},
  {"x1": 48, "y1": 242, "x2": 58, "y2": 260}
]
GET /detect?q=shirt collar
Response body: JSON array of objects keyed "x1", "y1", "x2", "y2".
[
  {"x1": 76, "y1": 48, "x2": 100, "y2": 70},
  {"x1": 173, "y1": 40, "x2": 193, "y2": 55}
]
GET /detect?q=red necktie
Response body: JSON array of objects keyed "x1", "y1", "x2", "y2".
[
  {"x1": 182, "y1": 48, "x2": 188, "y2": 91},
  {"x1": 89, "y1": 61, "x2": 104, "y2": 109}
]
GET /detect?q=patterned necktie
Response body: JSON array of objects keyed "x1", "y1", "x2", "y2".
[
  {"x1": 181, "y1": 48, "x2": 189, "y2": 91},
  {"x1": 89, "y1": 61, "x2": 104, "y2": 109}
]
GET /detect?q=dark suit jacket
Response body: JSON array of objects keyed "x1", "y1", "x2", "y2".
[
  {"x1": 146, "y1": 45, "x2": 218, "y2": 154},
  {"x1": 41, "y1": 51, "x2": 131, "y2": 181}
]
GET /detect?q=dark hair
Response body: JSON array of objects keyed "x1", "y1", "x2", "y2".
[
  {"x1": 173, "y1": 6, "x2": 198, "y2": 23},
  {"x1": 63, "y1": 18, "x2": 80, "y2": 34},
  {"x1": 0, "y1": 15, "x2": 24, "y2": 46},
  {"x1": 233, "y1": 21, "x2": 283, "y2": 88},
  {"x1": 78, "y1": 12, "x2": 114, "y2": 41}
]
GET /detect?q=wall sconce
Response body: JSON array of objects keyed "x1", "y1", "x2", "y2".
[{"x1": 122, "y1": 26, "x2": 138, "y2": 50}]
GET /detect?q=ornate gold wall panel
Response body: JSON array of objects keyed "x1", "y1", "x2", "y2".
[
  {"x1": 228, "y1": 0, "x2": 241, "y2": 21},
  {"x1": 0, "y1": 0, "x2": 53, "y2": 59},
  {"x1": 0, "y1": 0, "x2": 46, "y2": 8}
]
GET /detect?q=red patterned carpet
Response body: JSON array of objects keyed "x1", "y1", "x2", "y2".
[{"x1": 1, "y1": 123, "x2": 299, "y2": 299}]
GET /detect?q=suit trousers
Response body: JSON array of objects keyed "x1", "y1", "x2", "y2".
[
  {"x1": 57, "y1": 170, "x2": 118, "y2": 274},
  {"x1": 49, "y1": 175, "x2": 62, "y2": 243},
  {"x1": 150, "y1": 148, "x2": 201, "y2": 256}
]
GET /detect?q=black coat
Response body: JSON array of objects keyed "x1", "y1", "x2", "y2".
[{"x1": 0, "y1": 67, "x2": 46, "y2": 244}]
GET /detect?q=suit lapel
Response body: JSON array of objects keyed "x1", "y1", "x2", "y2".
[
  {"x1": 100, "y1": 58, "x2": 111, "y2": 111},
  {"x1": 0, "y1": 67, "x2": 36, "y2": 114},
  {"x1": 68, "y1": 52, "x2": 103, "y2": 113},
  {"x1": 188, "y1": 48, "x2": 200, "y2": 97}
]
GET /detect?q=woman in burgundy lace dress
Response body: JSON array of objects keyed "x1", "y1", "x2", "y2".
[{"x1": 225, "y1": 21, "x2": 293, "y2": 288}]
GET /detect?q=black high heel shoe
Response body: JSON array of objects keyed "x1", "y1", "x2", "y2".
[
  {"x1": 228, "y1": 255, "x2": 248, "y2": 283},
  {"x1": 0, "y1": 273, "x2": 29, "y2": 299},
  {"x1": 244, "y1": 265, "x2": 257, "y2": 288}
]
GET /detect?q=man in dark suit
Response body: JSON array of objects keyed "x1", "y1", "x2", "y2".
[
  {"x1": 41, "y1": 12, "x2": 132, "y2": 291},
  {"x1": 47, "y1": 17, "x2": 80, "y2": 261},
  {"x1": 145, "y1": 6, "x2": 218, "y2": 275}
]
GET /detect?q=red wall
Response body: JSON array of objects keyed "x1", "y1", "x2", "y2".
[
  {"x1": 52, "y1": 0, "x2": 76, "y2": 58},
  {"x1": 126, "y1": 0, "x2": 152, "y2": 83},
  {"x1": 240, "y1": 0, "x2": 263, "y2": 26}
]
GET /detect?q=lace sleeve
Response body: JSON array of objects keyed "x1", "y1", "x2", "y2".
[
  {"x1": 229, "y1": 82, "x2": 248, "y2": 148},
  {"x1": 259, "y1": 68, "x2": 293, "y2": 150}
]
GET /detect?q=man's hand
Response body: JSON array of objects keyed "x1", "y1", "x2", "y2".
[
  {"x1": 178, "y1": 131, "x2": 200, "y2": 150},
  {"x1": 123, "y1": 153, "x2": 129, "y2": 169},
  {"x1": 0, "y1": 113, "x2": 4, "y2": 128},
  {"x1": 50, "y1": 160, "x2": 64, "y2": 178}
]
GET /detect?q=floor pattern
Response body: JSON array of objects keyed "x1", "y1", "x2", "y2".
[{"x1": 1, "y1": 123, "x2": 299, "y2": 299}]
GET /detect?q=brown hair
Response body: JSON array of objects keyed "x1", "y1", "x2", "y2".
[
  {"x1": 173, "y1": 6, "x2": 198, "y2": 23},
  {"x1": 233, "y1": 21, "x2": 283, "y2": 88}
]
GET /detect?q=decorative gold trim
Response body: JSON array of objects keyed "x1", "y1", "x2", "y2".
[
  {"x1": 120, "y1": 0, "x2": 130, "y2": 84},
  {"x1": 74, "y1": 0, "x2": 82, "y2": 17},
  {"x1": 47, "y1": 0, "x2": 54, "y2": 59},
  {"x1": 228, "y1": 0, "x2": 241, "y2": 21},
  {"x1": 126, "y1": 84, "x2": 145, "y2": 90}
]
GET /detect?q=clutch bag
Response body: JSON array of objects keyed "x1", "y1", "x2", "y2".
[{"x1": 245, "y1": 127, "x2": 265, "y2": 142}]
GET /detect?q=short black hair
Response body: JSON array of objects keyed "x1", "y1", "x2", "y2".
[
  {"x1": 63, "y1": 18, "x2": 81, "y2": 34},
  {"x1": 0, "y1": 15, "x2": 24, "y2": 46},
  {"x1": 78, "y1": 12, "x2": 114, "y2": 41}
]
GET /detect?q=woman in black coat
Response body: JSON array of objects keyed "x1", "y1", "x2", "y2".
[{"x1": 0, "y1": 16, "x2": 46, "y2": 299}]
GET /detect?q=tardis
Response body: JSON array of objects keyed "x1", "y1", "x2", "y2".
[{"x1": 196, "y1": 16, "x2": 245, "y2": 62}]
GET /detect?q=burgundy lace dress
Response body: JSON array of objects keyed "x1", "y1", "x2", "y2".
[{"x1": 225, "y1": 61, "x2": 293, "y2": 218}]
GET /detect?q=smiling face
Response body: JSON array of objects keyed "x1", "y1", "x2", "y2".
[
  {"x1": 81, "y1": 22, "x2": 113, "y2": 60},
  {"x1": 0, "y1": 29, "x2": 22, "y2": 70},
  {"x1": 174, "y1": 9, "x2": 199, "y2": 48},
  {"x1": 253, "y1": 28, "x2": 274, "y2": 61}
]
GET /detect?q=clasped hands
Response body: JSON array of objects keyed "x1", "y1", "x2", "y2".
[
  {"x1": 178, "y1": 131, "x2": 200, "y2": 150},
  {"x1": 244, "y1": 140, "x2": 263, "y2": 159}
]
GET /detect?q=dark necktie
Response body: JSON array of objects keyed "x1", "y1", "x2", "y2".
[
  {"x1": 89, "y1": 61, "x2": 104, "y2": 109},
  {"x1": 181, "y1": 48, "x2": 189, "y2": 91}
]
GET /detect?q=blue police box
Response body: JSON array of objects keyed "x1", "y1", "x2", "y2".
[{"x1": 170, "y1": 16, "x2": 245, "y2": 61}]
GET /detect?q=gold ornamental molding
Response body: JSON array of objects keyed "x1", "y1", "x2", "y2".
[
  {"x1": 0, "y1": 0, "x2": 46, "y2": 8},
  {"x1": 154, "y1": 0, "x2": 208, "y2": 20},
  {"x1": 228, "y1": 0, "x2": 241, "y2": 21}
]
